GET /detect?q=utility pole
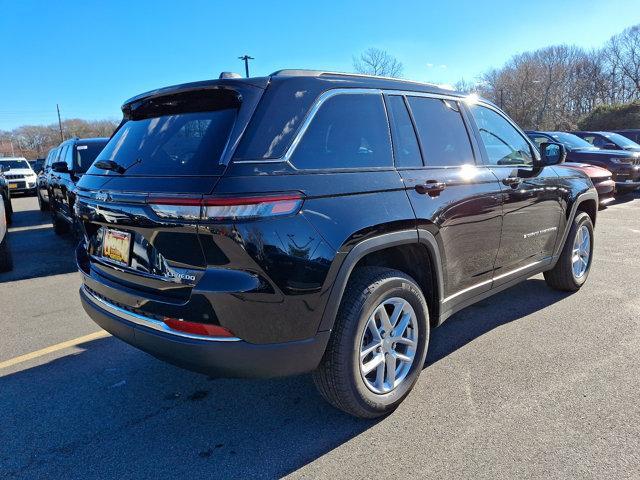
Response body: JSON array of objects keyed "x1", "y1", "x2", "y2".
[
  {"x1": 238, "y1": 55, "x2": 254, "y2": 78},
  {"x1": 56, "y1": 104, "x2": 64, "y2": 142}
]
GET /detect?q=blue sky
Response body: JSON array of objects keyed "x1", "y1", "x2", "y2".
[{"x1": 1, "y1": 0, "x2": 639, "y2": 130}]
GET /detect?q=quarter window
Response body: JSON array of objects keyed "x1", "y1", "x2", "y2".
[
  {"x1": 290, "y1": 93, "x2": 392, "y2": 170},
  {"x1": 469, "y1": 105, "x2": 533, "y2": 166},
  {"x1": 407, "y1": 97, "x2": 474, "y2": 167},
  {"x1": 385, "y1": 95, "x2": 422, "y2": 168}
]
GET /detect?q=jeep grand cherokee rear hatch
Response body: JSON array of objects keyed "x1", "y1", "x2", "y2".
[{"x1": 75, "y1": 80, "x2": 266, "y2": 316}]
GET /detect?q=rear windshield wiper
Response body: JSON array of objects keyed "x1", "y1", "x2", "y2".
[{"x1": 94, "y1": 158, "x2": 141, "y2": 174}]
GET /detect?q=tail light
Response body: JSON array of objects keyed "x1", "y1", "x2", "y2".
[{"x1": 148, "y1": 193, "x2": 303, "y2": 221}]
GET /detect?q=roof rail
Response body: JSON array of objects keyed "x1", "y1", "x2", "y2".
[{"x1": 269, "y1": 69, "x2": 442, "y2": 88}]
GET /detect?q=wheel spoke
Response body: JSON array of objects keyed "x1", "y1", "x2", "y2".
[
  {"x1": 392, "y1": 312, "x2": 411, "y2": 338},
  {"x1": 362, "y1": 354, "x2": 384, "y2": 375},
  {"x1": 375, "y1": 360, "x2": 386, "y2": 389},
  {"x1": 377, "y1": 306, "x2": 393, "y2": 332},
  {"x1": 366, "y1": 318, "x2": 382, "y2": 342},
  {"x1": 385, "y1": 354, "x2": 397, "y2": 386},
  {"x1": 392, "y1": 351, "x2": 413, "y2": 363},
  {"x1": 392, "y1": 336, "x2": 416, "y2": 348},
  {"x1": 360, "y1": 341, "x2": 381, "y2": 360},
  {"x1": 389, "y1": 301, "x2": 404, "y2": 327}
]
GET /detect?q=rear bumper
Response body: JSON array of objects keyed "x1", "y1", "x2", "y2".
[{"x1": 80, "y1": 285, "x2": 330, "y2": 378}]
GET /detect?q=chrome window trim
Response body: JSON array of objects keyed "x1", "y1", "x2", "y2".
[{"x1": 82, "y1": 285, "x2": 241, "y2": 342}]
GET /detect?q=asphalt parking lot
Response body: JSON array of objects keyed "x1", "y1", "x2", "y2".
[{"x1": 1, "y1": 194, "x2": 640, "y2": 479}]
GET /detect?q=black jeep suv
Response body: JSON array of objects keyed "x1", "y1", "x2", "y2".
[
  {"x1": 76, "y1": 71, "x2": 598, "y2": 418},
  {"x1": 47, "y1": 137, "x2": 108, "y2": 235}
]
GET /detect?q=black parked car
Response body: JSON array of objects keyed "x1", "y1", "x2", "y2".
[
  {"x1": 76, "y1": 71, "x2": 598, "y2": 418},
  {"x1": 46, "y1": 137, "x2": 108, "y2": 234},
  {"x1": 572, "y1": 131, "x2": 640, "y2": 152},
  {"x1": 613, "y1": 129, "x2": 640, "y2": 143},
  {"x1": 29, "y1": 158, "x2": 45, "y2": 174},
  {"x1": 0, "y1": 169, "x2": 13, "y2": 225},
  {"x1": 37, "y1": 147, "x2": 59, "y2": 211},
  {"x1": 527, "y1": 131, "x2": 640, "y2": 191}
]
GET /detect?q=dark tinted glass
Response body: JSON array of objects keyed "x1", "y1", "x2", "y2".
[
  {"x1": 94, "y1": 109, "x2": 237, "y2": 176},
  {"x1": 0, "y1": 159, "x2": 30, "y2": 169},
  {"x1": 385, "y1": 95, "x2": 422, "y2": 168},
  {"x1": 75, "y1": 142, "x2": 107, "y2": 173},
  {"x1": 469, "y1": 105, "x2": 533, "y2": 165},
  {"x1": 407, "y1": 97, "x2": 473, "y2": 167},
  {"x1": 290, "y1": 94, "x2": 392, "y2": 170}
]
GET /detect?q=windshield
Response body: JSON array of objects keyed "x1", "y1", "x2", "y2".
[
  {"x1": 549, "y1": 132, "x2": 595, "y2": 150},
  {"x1": 75, "y1": 142, "x2": 107, "y2": 173},
  {"x1": 0, "y1": 159, "x2": 31, "y2": 170},
  {"x1": 603, "y1": 132, "x2": 640, "y2": 148}
]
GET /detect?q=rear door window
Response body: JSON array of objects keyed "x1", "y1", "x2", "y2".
[
  {"x1": 407, "y1": 97, "x2": 474, "y2": 167},
  {"x1": 290, "y1": 93, "x2": 392, "y2": 170},
  {"x1": 385, "y1": 95, "x2": 422, "y2": 168}
]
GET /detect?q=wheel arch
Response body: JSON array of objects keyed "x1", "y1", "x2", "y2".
[{"x1": 318, "y1": 229, "x2": 444, "y2": 333}]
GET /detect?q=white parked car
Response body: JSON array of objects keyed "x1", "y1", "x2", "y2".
[
  {"x1": 0, "y1": 157, "x2": 38, "y2": 195},
  {"x1": 0, "y1": 194, "x2": 12, "y2": 272}
]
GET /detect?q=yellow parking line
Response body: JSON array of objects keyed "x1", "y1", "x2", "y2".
[{"x1": 0, "y1": 330, "x2": 110, "y2": 370}]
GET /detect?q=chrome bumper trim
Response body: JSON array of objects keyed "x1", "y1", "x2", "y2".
[{"x1": 81, "y1": 285, "x2": 241, "y2": 342}]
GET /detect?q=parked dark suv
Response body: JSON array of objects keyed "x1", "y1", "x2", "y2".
[
  {"x1": 572, "y1": 131, "x2": 640, "y2": 152},
  {"x1": 527, "y1": 131, "x2": 640, "y2": 192},
  {"x1": 47, "y1": 137, "x2": 108, "y2": 234},
  {"x1": 76, "y1": 71, "x2": 598, "y2": 418}
]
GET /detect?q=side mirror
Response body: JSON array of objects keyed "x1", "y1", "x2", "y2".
[
  {"x1": 603, "y1": 142, "x2": 618, "y2": 150},
  {"x1": 51, "y1": 161, "x2": 69, "y2": 173},
  {"x1": 539, "y1": 142, "x2": 566, "y2": 166}
]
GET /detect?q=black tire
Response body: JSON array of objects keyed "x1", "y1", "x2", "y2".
[
  {"x1": 544, "y1": 212, "x2": 594, "y2": 291},
  {"x1": 3, "y1": 196, "x2": 11, "y2": 225},
  {"x1": 52, "y1": 211, "x2": 70, "y2": 235},
  {"x1": 313, "y1": 266, "x2": 430, "y2": 418},
  {"x1": 38, "y1": 191, "x2": 49, "y2": 211},
  {"x1": 0, "y1": 235, "x2": 13, "y2": 272}
]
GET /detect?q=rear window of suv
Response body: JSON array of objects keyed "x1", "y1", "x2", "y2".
[
  {"x1": 91, "y1": 90, "x2": 239, "y2": 176},
  {"x1": 290, "y1": 93, "x2": 392, "y2": 170}
]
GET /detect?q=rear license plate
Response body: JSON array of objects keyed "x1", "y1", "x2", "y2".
[
  {"x1": 8, "y1": 183, "x2": 17, "y2": 189},
  {"x1": 102, "y1": 229, "x2": 132, "y2": 266}
]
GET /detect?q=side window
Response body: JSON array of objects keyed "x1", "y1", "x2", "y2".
[
  {"x1": 65, "y1": 145, "x2": 74, "y2": 169},
  {"x1": 385, "y1": 95, "x2": 422, "y2": 168},
  {"x1": 290, "y1": 93, "x2": 392, "y2": 170},
  {"x1": 407, "y1": 97, "x2": 474, "y2": 167},
  {"x1": 469, "y1": 104, "x2": 533, "y2": 166},
  {"x1": 57, "y1": 146, "x2": 68, "y2": 168},
  {"x1": 528, "y1": 135, "x2": 549, "y2": 150}
]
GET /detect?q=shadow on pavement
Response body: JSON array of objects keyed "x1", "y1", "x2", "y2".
[
  {"x1": 0, "y1": 278, "x2": 571, "y2": 479},
  {"x1": 0, "y1": 200, "x2": 78, "y2": 283}
]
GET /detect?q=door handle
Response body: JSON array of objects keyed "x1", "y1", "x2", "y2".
[
  {"x1": 415, "y1": 180, "x2": 446, "y2": 196},
  {"x1": 502, "y1": 177, "x2": 522, "y2": 188}
]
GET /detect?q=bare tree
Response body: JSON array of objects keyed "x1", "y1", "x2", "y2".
[
  {"x1": 353, "y1": 48, "x2": 403, "y2": 78},
  {"x1": 604, "y1": 25, "x2": 640, "y2": 101}
]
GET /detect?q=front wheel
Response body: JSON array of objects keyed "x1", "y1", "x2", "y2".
[
  {"x1": 313, "y1": 267, "x2": 430, "y2": 418},
  {"x1": 544, "y1": 212, "x2": 594, "y2": 291}
]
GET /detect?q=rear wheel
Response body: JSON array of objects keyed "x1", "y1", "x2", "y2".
[
  {"x1": 313, "y1": 266, "x2": 429, "y2": 418},
  {"x1": 38, "y1": 191, "x2": 49, "y2": 211},
  {"x1": 544, "y1": 212, "x2": 594, "y2": 291},
  {"x1": 0, "y1": 235, "x2": 13, "y2": 272},
  {"x1": 52, "y1": 211, "x2": 70, "y2": 236},
  {"x1": 3, "y1": 193, "x2": 12, "y2": 225}
]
